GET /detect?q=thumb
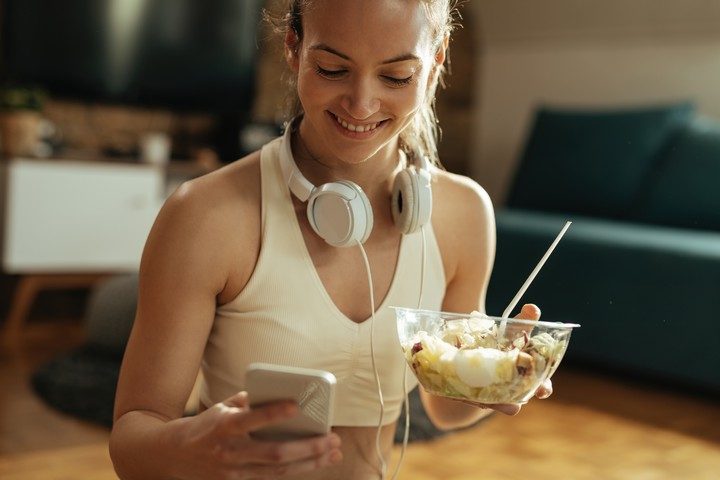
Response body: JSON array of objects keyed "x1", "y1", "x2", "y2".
[
  {"x1": 222, "y1": 391, "x2": 249, "y2": 409},
  {"x1": 514, "y1": 303, "x2": 541, "y2": 321},
  {"x1": 506, "y1": 304, "x2": 541, "y2": 338}
]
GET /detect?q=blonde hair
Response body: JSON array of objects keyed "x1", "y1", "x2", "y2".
[{"x1": 265, "y1": 0, "x2": 461, "y2": 168}]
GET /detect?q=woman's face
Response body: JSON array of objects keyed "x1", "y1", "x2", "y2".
[{"x1": 288, "y1": 0, "x2": 443, "y2": 166}]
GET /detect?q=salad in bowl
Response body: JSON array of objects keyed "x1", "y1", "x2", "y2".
[{"x1": 395, "y1": 307, "x2": 580, "y2": 404}]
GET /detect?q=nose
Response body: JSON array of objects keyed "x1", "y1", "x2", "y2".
[{"x1": 340, "y1": 76, "x2": 380, "y2": 120}]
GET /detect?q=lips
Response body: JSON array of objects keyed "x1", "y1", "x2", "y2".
[{"x1": 330, "y1": 112, "x2": 385, "y2": 133}]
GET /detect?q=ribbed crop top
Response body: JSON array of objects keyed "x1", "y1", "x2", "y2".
[{"x1": 198, "y1": 135, "x2": 446, "y2": 426}]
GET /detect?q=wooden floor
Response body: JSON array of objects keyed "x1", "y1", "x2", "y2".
[{"x1": 1, "y1": 319, "x2": 719, "y2": 479}]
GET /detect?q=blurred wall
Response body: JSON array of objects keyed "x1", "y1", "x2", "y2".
[
  {"x1": 1, "y1": 1, "x2": 479, "y2": 320},
  {"x1": 471, "y1": 0, "x2": 720, "y2": 205}
]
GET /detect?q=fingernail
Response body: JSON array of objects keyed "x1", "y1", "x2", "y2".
[
  {"x1": 329, "y1": 450, "x2": 343, "y2": 464},
  {"x1": 329, "y1": 435, "x2": 341, "y2": 448},
  {"x1": 284, "y1": 403, "x2": 298, "y2": 416}
]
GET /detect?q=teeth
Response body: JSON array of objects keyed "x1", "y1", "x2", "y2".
[{"x1": 335, "y1": 114, "x2": 379, "y2": 133}]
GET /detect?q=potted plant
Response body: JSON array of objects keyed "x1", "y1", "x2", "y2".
[{"x1": 0, "y1": 85, "x2": 48, "y2": 158}]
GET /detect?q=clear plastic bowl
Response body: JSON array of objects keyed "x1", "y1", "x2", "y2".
[{"x1": 394, "y1": 307, "x2": 580, "y2": 404}]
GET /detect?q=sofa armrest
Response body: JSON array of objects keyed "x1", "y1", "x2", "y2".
[{"x1": 487, "y1": 208, "x2": 720, "y2": 393}]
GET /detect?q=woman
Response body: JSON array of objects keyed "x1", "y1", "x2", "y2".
[{"x1": 109, "y1": 1, "x2": 550, "y2": 479}]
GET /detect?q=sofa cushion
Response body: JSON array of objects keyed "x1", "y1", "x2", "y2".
[
  {"x1": 488, "y1": 208, "x2": 720, "y2": 393},
  {"x1": 631, "y1": 116, "x2": 720, "y2": 230},
  {"x1": 507, "y1": 102, "x2": 694, "y2": 218}
]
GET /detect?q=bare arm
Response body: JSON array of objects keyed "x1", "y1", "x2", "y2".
[
  {"x1": 109, "y1": 163, "x2": 342, "y2": 479},
  {"x1": 419, "y1": 174, "x2": 547, "y2": 430}
]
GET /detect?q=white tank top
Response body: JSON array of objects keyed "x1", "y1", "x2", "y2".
[{"x1": 199, "y1": 136, "x2": 446, "y2": 426}]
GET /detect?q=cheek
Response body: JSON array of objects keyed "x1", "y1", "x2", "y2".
[
  {"x1": 398, "y1": 81, "x2": 429, "y2": 114},
  {"x1": 399, "y1": 66, "x2": 432, "y2": 112},
  {"x1": 381, "y1": 75, "x2": 429, "y2": 114},
  {"x1": 297, "y1": 70, "x2": 337, "y2": 110}
]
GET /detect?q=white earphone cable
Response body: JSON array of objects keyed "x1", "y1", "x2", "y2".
[
  {"x1": 357, "y1": 225, "x2": 428, "y2": 480},
  {"x1": 390, "y1": 225, "x2": 426, "y2": 480},
  {"x1": 357, "y1": 241, "x2": 388, "y2": 479}
]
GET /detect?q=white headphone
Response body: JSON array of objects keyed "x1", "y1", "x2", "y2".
[{"x1": 278, "y1": 119, "x2": 433, "y2": 247}]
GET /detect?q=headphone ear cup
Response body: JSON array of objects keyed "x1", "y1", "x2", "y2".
[
  {"x1": 392, "y1": 167, "x2": 432, "y2": 234},
  {"x1": 391, "y1": 169, "x2": 416, "y2": 234},
  {"x1": 307, "y1": 181, "x2": 374, "y2": 247}
]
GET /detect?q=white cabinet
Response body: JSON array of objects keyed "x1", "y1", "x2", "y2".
[{"x1": 1, "y1": 159, "x2": 165, "y2": 273}]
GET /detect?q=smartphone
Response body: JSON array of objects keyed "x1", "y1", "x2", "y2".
[{"x1": 245, "y1": 362, "x2": 337, "y2": 440}]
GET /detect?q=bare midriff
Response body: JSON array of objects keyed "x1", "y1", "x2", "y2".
[
  {"x1": 285, "y1": 423, "x2": 398, "y2": 480},
  {"x1": 197, "y1": 401, "x2": 399, "y2": 479}
]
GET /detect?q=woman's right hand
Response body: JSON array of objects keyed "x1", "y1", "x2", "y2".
[{"x1": 172, "y1": 391, "x2": 343, "y2": 480}]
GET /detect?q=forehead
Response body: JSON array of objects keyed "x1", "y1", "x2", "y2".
[{"x1": 301, "y1": 0, "x2": 434, "y2": 60}]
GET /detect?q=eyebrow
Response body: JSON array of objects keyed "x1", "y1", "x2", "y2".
[{"x1": 309, "y1": 43, "x2": 421, "y2": 65}]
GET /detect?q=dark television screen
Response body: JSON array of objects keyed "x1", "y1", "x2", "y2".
[{"x1": 1, "y1": 0, "x2": 265, "y2": 114}]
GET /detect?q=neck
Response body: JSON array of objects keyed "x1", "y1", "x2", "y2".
[
  {"x1": 292, "y1": 119, "x2": 402, "y2": 201},
  {"x1": 295, "y1": 130, "x2": 334, "y2": 170}
]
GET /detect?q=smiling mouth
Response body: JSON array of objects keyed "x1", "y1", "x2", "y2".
[{"x1": 331, "y1": 112, "x2": 385, "y2": 133}]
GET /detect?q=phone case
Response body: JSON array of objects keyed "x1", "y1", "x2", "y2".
[{"x1": 245, "y1": 363, "x2": 337, "y2": 440}]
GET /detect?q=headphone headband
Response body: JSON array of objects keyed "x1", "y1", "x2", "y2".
[
  {"x1": 279, "y1": 122, "x2": 315, "y2": 202},
  {"x1": 278, "y1": 119, "x2": 431, "y2": 195},
  {"x1": 278, "y1": 117, "x2": 432, "y2": 245}
]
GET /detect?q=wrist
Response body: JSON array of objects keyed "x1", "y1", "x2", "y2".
[
  {"x1": 111, "y1": 411, "x2": 190, "y2": 480},
  {"x1": 158, "y1": 416, "x2": 194, "y2": 480}
]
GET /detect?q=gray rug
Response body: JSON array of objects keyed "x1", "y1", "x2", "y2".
[{"x1": 31, "y1": 346, "x2": 121, "y2": 428}]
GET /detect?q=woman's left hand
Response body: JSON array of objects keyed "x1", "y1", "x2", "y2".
[{"x1": 455, "y1": 378, "x2": 552, "y2": 415}]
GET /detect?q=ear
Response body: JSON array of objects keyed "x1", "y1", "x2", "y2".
[
  {"x1": 435, "y1": 34, "x2": 449, "y2": 67},
  {"x1": 284, "y1": 30, "x2": 300, "y2": 73},
  {"x1": 426, "y1": 35, "x2": 449, "y2": 86}
]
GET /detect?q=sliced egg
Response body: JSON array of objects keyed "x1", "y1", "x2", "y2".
[{"x1": 453, "y1": 348, "x2": 518, "y2": 387}]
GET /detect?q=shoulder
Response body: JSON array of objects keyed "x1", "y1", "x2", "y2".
[
  {"x1": 430, "y1": 169, "x2": 496, "y2": 309},
  {"x1": 161, "y1": 151, "x2": 261, "y2": 243},
  {"x1": 165, "y1": 150, "x2": 261, "y2": 222},
  {"x1": 431, "y1": 169, "x2": 493, "y2": 214},
  {"x1": 430, "y1": 168, "x2": 495, "y2": 249},
  {"x1": 143, "y1": 150, "x2": 263, "y2": 294}
]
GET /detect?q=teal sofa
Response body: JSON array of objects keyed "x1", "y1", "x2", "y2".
[{"x1": 485, "y1": 103, "x2": 720, "y2": 394}]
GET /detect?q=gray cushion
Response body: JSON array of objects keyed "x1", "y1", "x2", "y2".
[{"x1": 84, "y1": 274, "x2": 138, "y2": 354}]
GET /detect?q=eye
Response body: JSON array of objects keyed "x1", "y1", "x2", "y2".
[
  {"x1": 382, "y1": 74, "x2": 414, "y2": 87},
  {"x1": 315, "y1": 66, "x2": 346, "y2": 79}
]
